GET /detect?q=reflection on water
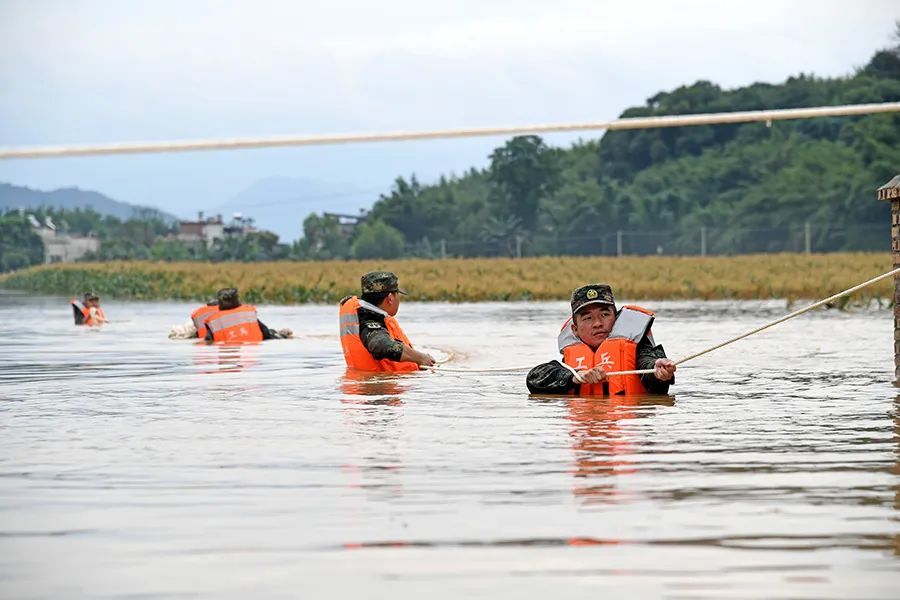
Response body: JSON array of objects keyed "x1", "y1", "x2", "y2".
[
  {"x1": 341, "y1": 369, "x2": 410, "y2": 400},
  {"x1": 0, "y1": 294, "x2": 898, "y2": 598},
  {"x1": 192, "y1": 345, "x2": 260, "y2": 374},
  {"x1": 563, "y1": 395, "x2": 675, "y2": 504}
]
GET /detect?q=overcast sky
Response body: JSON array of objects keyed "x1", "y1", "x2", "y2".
[{"x1": 0, "y1": 0, "x2": 897, "y2": 237}]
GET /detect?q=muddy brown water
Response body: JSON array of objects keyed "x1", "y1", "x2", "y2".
[{"x1": 0, "y1": 293, "x2": 898, "y2": 598}]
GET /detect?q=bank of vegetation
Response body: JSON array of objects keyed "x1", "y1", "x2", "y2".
[{"x1": 0, "y1": 254, "x2": 892, "y2": 304}]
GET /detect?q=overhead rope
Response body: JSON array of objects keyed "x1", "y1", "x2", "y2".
[
  {"x1": 422, "y1": 266, "x2": 900, "y2": 376},
  {"x1": 1, "y1": 102, "x2": 898, "y2": 160}
]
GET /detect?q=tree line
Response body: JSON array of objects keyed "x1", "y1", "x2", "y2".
[
  {"x1": 0, "y1": 206, "x2": 295, "y2": 272},
  {"x1": 299, "y1": 29, "x2": 900, "y2": 259}
]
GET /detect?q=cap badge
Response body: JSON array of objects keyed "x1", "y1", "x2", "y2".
[{"x1": 586, "y1": 289, "x2": 598, "y2": 300}]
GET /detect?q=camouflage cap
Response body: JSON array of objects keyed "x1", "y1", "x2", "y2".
[
  {"x1": 84, "y1": 291, "x2": 99, "y2": 301},
  {"x1": 571, "y1": 283, "x2": 615, "y2": 315},
  {"x1": 216, "y1": 287, "x2": 240, "y2": 309},
  {"x1": 361, "y1": 271, "x2": 407, "y2": 295}
]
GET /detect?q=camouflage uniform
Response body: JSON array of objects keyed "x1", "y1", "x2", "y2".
[{"x1": 339, "y1": 271, "x2": 409, "y2": 361}]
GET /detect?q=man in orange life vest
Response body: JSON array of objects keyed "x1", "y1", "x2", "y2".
[
  {"x1": 190, "y1": 299, "x2": 219, "y2": 339},
  {"x1": 71, "y1": 292, "x2": 108, "y2": 326},
  {"x1": 339, "y1": 271, "x2": 435, "y2": 371},
  {"x1": 203, "y1": 287, "x2": 291, "y2": 343},
  {"x1": 526, "y1": 283, "x2": 675, "y2": 396}
]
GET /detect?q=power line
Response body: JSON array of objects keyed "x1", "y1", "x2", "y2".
[{"x1": 1, "y1": 102, "x2": 897, "y2": 160}]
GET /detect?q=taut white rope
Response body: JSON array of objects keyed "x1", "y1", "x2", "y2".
[
  {"x1": 670, "y1": 265, "x2": 900, "y2": 369},
  {"x1": 423, "y1": 266, "x2": 900, "y2": 376},
  {"x1": 1, "y1": 102, "x2": 898, "y2": 160}
]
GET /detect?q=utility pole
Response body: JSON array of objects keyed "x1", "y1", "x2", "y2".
[{"x1": 877, "y1": 174, "x2": 900, "y2": 380}]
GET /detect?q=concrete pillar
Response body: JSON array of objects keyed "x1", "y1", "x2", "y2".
[{"x1": 876, "y1": 175, "x2": 900, "y2": 381}]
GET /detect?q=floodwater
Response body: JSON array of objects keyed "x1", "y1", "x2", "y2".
[{"x1": 0, "y1": 292, "x2": 898, "y2": 599}]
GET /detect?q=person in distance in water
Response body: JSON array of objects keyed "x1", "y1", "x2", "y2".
[
  {"x1": 203, "y1": 287, "x2": 292, "y2": 343},
  {"x1": 71, "y1": 292, "x2": 108, "y2": 326},
  {"x1": 527, "y1": 283, "x2": 675, "y2": 396}
]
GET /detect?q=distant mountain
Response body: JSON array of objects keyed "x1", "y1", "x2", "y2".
[
  {"x1": 214, "y1": 176, "x2": 383, "y2": 242},
  {"x1": 0, "y1": 182, "x2": 178, "y2": 223}
]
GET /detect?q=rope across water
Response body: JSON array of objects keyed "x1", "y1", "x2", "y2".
[{"x1": 421, "y1": 266, "x2": 900, "y2": 376}]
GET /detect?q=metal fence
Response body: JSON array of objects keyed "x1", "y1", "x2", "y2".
[{"x1": 406, "y1": 222, "x2": 888, "y2": 259}]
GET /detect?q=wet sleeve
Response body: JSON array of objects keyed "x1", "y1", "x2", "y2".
[
  {"x1": 358, "y1": 316, "x2": 404, "y2": 361},
  {"x1": 257, "y1": 320, "x2": 274, "y2": 340},
  {"x1": 637, "y1": 337, "x2": 673, "y2": 394},
  {"x1": 526, "y1": 360, "x2": 578, "y2": 395}
]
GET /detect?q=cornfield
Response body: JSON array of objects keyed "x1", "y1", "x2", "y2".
[{"x1": 0, "y1": 253, "x2": 893, "y2": 304}]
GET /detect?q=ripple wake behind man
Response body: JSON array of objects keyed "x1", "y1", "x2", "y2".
[{"x1": 339, "y1": 271, "x2": 435, "y2": 372}]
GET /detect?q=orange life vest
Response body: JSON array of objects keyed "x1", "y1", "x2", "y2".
[
  {"x1": 87, "y1": 306, "x2": 106, "y2": 327},
  {"x1": 339, "y1": 296, "x2": 418, "y2": 372},
  {"x1": 204, "y1": 305, "x2": 263, "y2": 343},
  {"x1": 559, "y1": 305, "x2": 655, "y2": 396},
  {"x1": 72, "y1": 299, "x2": 105, "y2": 326},
  {"x1": 191, "y1": 305, "x2": 219, "y2": 339}
]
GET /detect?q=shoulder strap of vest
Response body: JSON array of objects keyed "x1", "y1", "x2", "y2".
[
  {"x1": 357, "y1": 298, "x2": 388, "y2": 316},
  {"x1": 557, "y1": 316, "x2": 581, "y2": 354},
  {"x1": 608, "y1": 306, "x2": 654, "y2": 342}
]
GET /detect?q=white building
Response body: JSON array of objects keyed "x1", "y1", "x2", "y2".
[
  {"x1": 34, "y1": 225, "x2": 99, "y2": 263},
  {"x1": 177, "y1": 212, "x2": 225, "y2": 247}
]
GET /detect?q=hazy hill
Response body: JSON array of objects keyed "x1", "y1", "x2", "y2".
[
  {"x1": 0, "y1": 183, "x2": 177, "y2": 223},
  {"x1": 214, "y1": 176, "x2": 380, "y2": 241}
]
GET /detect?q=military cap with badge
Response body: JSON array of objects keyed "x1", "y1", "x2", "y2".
[{"x1": 570, "y1": 283, "x2": 616, "y2": 315}]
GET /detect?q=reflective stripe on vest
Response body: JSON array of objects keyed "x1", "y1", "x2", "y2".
[
  {"x1": 560, "y1": 305, "x2": 655, "y2": 396},
  {"x1": 191, "y1": 305, "x2": 218, "y2": 337},
  {"x1": 339, "y1": 312, "x2": 360, "y2": 336},
  {"x1": 338, "y1": 296, "x2": 418, "y2": 372},
  {"x1": 205, "y1": 306, "x2": 263, "y2": 343}
]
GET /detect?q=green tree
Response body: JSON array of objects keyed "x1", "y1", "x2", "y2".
[
  {"x1": 293, "y1": 214, "x2": 350, "y2": 260},
  {"x1": 488, "y1": 135, "x2": 561, "y2": 231},
  {"x1": 0, "y1": 213, "x2": 44, "y2": 271},
  {"x1": 351, "y1": 220, "x2": 405, "y2": 259}
]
